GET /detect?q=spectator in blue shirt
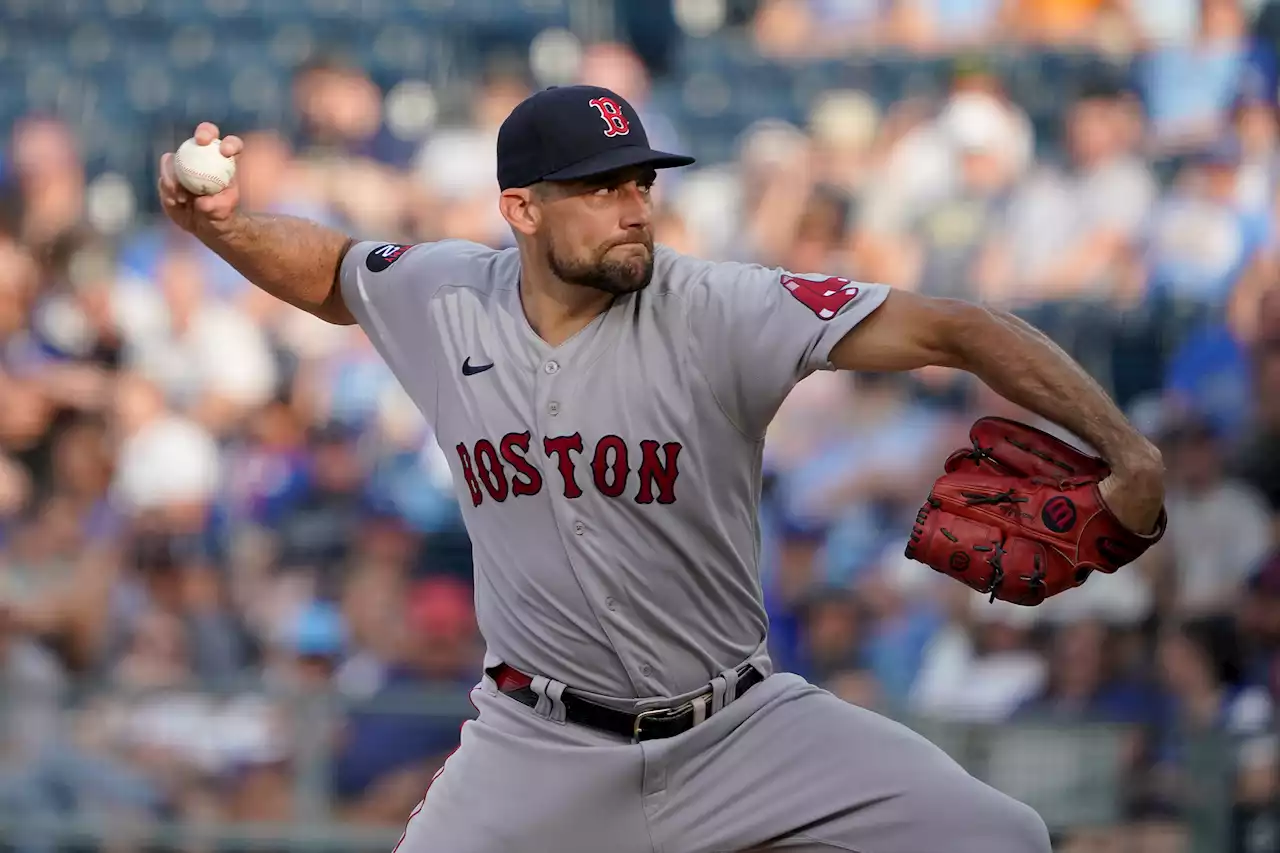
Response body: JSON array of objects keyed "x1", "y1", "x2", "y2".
[
  {"x1": 1142, "y1": 137, "x2": 1271, "y2": 312},
  {"x1": 1139, "y1": 0, "x2": 1274, "y2": 153},
  {"x1": 332, "y1": 576, "x2": 478, "y2": 824},
  {"x1": 1015, "y1": 621, "x2": 1158, "y2": 726},
  {"x1": 1165, "y1": 286, "x2": 1280, "y2": 441}
]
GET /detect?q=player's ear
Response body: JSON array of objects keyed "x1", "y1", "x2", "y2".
[{"x1": 499, "y1": 188, "x2": 539, "y2": 237}]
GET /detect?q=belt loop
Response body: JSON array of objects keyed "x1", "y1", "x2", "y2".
[
  {"x1": 691, "y1": 695, "x2": 709, "y2": 726},
  {"x1": 709, "y1": 675, "x2": 728, "y2": 715},
  {"x1": 718, "y1": 667, "x2": 741, "y2": 710},
  {"x1": 545, "y1": 679, "x2": 567, "y2": 723},
  {"x1": 530, "y1": 676, "x2": 568, "y2": 724}
]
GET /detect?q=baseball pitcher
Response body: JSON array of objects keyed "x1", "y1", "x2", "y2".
[{"x1": 158, "y1": 85, "x2": 1166, "y2": 853}]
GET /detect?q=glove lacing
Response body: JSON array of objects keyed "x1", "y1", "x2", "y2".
[
  {"x1": 942, "y1": 490, "x2": 1049, "y2": 604},
  {"x1": 961, "y1": 438, "x2": 998, "y2": 468},
  {"x1": 961, "y1": 434, "x2": 1087, "y2": 482},
  {"x1": 959, "y1": 488, "x2": 1027, "y2": 509},
  {"x1": 969, "y1": 542, "x2": 1007, "y2": 602},
  {"x1": 1003, "y1": 436, "x2": 1079, "y2": 475}
]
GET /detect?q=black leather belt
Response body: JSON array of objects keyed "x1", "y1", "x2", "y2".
[{"x1": 488, "y1": 663, "x2": 765, "y2": 742}]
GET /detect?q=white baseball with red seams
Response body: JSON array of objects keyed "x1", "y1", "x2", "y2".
[{"x1": 173, "y1": 137, "x2": 236, "y2": 195}]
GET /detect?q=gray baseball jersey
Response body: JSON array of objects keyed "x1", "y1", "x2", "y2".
[
  {"x1": 340, "y1": 239, "x2": 888, "y2": 701},
  {"x1": 342, "y1": 239, "x2": 1051, "y2": 853}
]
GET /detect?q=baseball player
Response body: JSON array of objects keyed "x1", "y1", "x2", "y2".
[{"x1": 158, "y1": 86, "x2": 1165, "y2": 853}]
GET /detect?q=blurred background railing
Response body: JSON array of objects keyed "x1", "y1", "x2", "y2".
[
  {"x1": 0, "y1": 683, "x2": 1245, "y2": 852},
  {"x1": 6, "y1": 1, "x2": 1280, "y2": 852}
]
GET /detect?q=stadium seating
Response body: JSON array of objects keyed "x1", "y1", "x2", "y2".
[{"x1": 0, "y1": 1, "x2": 1158, "y2": 188}]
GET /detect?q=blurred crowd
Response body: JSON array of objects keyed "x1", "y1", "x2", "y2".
[{"x1": 3, "y1": 0, "x2": 1280, "y2": 850}]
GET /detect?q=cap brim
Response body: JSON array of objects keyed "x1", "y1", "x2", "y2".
[{"x1": 541, "y1": 145, "x2": 695, "y2": 183}]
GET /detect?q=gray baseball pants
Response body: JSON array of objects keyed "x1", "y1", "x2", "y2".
[{"x1": 393, "y1": 671, "x2": 1051, "y2": 853}]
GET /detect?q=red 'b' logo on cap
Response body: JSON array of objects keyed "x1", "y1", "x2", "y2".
[{"x1": 589, "y1": 97, "x2": 630, "y2": 138}]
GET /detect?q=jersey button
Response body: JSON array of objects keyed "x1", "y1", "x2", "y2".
[
  {"x1": 605, "y1": 597, "x2": 616, "y2": 611},
  {"x1": 544, "y1": 361, "x2": 560, "y2": 375},
  {"x1": 641, "y1": 665, "x2": 653, "y2": 677},
  {"x1": 548, "y1": 401, "x2": 560, "y2": 416},
  {"x1": 573, "y1": 521, "x2": 585, "y2": 536}
]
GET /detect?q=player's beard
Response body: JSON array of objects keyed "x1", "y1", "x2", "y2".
[{"x1": 547, "y1": 233, "x2": 654, "y2": 295}]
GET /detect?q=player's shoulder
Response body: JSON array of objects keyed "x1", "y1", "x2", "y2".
[
  {"x1": 347, "y1": 238, "x2": 519, "y2": 295},
  {"x1": 650, "y1": 245, "x2": 776, "y2": 299}
]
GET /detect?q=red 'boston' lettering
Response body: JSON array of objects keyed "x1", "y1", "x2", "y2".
[
  {"x1": 543, "y1": 434, "x2": 585, "y2": 498},
  {"x1": 591, "y1": 435, "x2": 629, "y2": 498},
  {"x1": 500, "y1": 432, "x2": 542, "y2": 497},
  {"x1": 455, "y1": 442, "x2": 484, "y2": 507},
  {"x1": 473, "y1": 439, "x2": 508, "y2": 502},
  {"x1": 636, "y1": 440, "x2": 682, "y2": 505},
  {"x1": 461, "y1": 434, "x2": 681, "y2": 505}
]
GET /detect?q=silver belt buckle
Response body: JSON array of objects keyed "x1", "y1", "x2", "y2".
[
  {"x1": 632, "y1": 704, "x2": 689, "y2": 743},
  {"x1": 632, "y1": 669, "x2": 754, "y2": 742}
]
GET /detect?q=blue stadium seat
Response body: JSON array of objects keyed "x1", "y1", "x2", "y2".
[
  {"x1": 1007, "y1": 52, "x2": 1060, "y2": 116},
  {"x1": 225, "y1": 64, "x2": 287, "y2": 116},
  {"x1": 65, "y1": 24, "x2": 116, "y2": 70},
  {"x1": 264, "y1": 22, "x2": 319, "y2": 67},
  {"x1": 174, "y1": 79, "x2": 235, "y2": 124},
  {"x1": 118, "y1": 65, "x2": 172, "y2": 114},
  {"x1": 102, "y1": 0, "x2": 151, "y2": 20},
  {"x1": 165, "y1": 24, "x2": 219, "y2": 71}
]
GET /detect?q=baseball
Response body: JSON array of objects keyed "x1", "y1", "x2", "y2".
[{"x1": 173, "y1": 136, "x2": 236, "y2": 195}]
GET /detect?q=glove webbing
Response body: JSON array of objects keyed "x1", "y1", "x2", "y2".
[{"x1": 960, "y1": 435, "x2": 1081, "y2": 478}]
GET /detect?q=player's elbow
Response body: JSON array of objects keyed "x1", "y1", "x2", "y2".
[
  {"x1": 316, "y1": 249, "x2": 359, "y2": 325},
  {"x1": 316, "y1": 290, "x2": 359, "y2": 325}
]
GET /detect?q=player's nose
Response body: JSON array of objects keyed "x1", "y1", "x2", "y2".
[{"x1": 617, "y1": 181, "x2": 652, "y2": 229}]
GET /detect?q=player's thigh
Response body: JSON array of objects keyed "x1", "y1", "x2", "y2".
[
  {"x1": 394, "y1": 685, "x2": 653, "y2": 853},
  {"x1": 661, "y1": 674, "x2": 1049, "y2": 853},
  {"x1": 757, "y1": 680, "x2": 1049, "y2": 853}
]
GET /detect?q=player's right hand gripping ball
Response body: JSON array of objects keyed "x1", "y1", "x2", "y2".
[
  {"x1": 173, "y1": 136, "x2": 236, "y2": 196},
  {"x1": 905, "y1": 417, "x2": 1167, "y2": 606}
]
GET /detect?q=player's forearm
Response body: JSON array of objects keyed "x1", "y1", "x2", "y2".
[
  {"x1": 943, "y1": 304, "x2": 1161, "y2": 477},
  {"x1": 194, "y1": 212, "x2": 357, "y2": 324}
]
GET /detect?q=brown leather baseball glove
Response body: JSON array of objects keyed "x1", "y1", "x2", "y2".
[{"x1": 905, "y1": 417, "x2": 1167, "y2": 606}]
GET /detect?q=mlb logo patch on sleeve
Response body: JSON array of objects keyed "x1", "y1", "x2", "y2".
[
  {"x1": 780, "y1": 273, "x2": 861, "y2": 320},
  {"x1": 366, "y1": 243, "x2": 412, "y2": 272}
]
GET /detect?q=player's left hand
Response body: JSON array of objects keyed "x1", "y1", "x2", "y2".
[
  {"x1": 904, "y1": 416, "x2": 1167, "y2": 606},
  {"x1": 1097, "y1": 455, "x2": 1166, "y2": 537}
]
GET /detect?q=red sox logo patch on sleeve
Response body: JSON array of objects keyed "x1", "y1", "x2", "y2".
[
  {"x1": 366, "y1": 243, "x2": 411, "y2": 272},
  {"x1": 780, "y1": 273, "x2": 860, "y2": 320}
]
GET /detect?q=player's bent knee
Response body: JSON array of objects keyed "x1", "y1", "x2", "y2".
[
  {"x1": 957, "y1": 783, "x2": 1051, "y2": 853},
  {"x1": 908, "y1": 773, "x2": 1050, "y2": 853},
  {"x1": 1002, "y1": 796, "x2": 1052, "y2": 853}
]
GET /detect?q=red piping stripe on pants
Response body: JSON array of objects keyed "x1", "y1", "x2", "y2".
[{"x1": 389, "y1": 686, "x2": 480, "y2": 853}]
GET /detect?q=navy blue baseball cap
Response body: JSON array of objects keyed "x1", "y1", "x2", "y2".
[{"x1": 496, "y1": 85, "x2": 695, "y2": 190}]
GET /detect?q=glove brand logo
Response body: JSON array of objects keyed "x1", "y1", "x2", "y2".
[
  {"x1": 367, "y1": 243, "x2": 410, "y2": 272},
  {"x1": 1041, "y1": 496, "x2": 1077, "y2": 533},
  {"x1": 949, "y1": 551, "x2": 970, "y2": 572}
]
